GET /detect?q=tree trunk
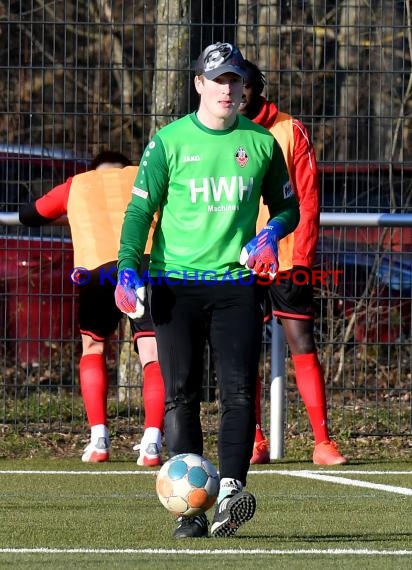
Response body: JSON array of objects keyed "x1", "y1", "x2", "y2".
[{"x1": 150, "y1": 0, "x2": 190, "y2": 137}]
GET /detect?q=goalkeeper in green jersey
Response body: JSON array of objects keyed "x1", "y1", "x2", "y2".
[{"x1": 116, "y1": 42, "x2": 299, "y2": 539}]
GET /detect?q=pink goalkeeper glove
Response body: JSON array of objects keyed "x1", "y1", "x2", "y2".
[
  {"x1": 115, "y1": 268, "x2": 145, "y2": 319},
  {"x1": 239, "y1": 220, "x2": 284, "y2": 278}
]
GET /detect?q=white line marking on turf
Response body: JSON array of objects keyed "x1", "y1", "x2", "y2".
[
  {"x1": 271, "y1": 469, "x2": 412, "y2": 496},
  {"x1": 0, "y1": 469, "x2": 411, "y2": 475},
  {"x1": 0, "y1": 469, "x2": 411, "y2": 495},
  {"x1": 0, "y1": 548, "x2": 411, "y2": 556},
  {"x1": 252, "y1": 470, "x2": 412, "y2": 475},
  {"x1": 0, "y1": 470, "x2": 156, "y2": 475}
]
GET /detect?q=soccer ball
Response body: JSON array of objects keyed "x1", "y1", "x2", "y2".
[{"x1": 156, "y1": 453, "x2": 219, "y2": 516}]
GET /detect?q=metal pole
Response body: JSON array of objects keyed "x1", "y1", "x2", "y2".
[
  {"x1": 270, "y1": 319, "x2": 286, "y2": 459},
  {"x1": 320, "y1": 212, "x2": 412, "y2": 227},
  {"x1": 268, "y1": 211, "x2": 412, "y2": 460}
]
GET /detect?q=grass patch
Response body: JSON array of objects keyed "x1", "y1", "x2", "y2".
[{"x1": 0, "y1": 459, "x2": 411, "y2": 569}]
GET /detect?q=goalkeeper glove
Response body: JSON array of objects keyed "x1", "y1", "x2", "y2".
[
  {"x1": 115, "y1": 268, "x2": 145, "y2": 319},
  {"x1": 240, "y1": 220, "x2": 284, "y2": 278},
  {"x1": 281, "y1": 265, "x2": 312, "y2": 304}
]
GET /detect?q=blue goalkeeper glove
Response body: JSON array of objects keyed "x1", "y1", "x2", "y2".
[
  {"x1": 115, "y1": 268, "x2": 145, "y2": 319},
  {"x1": 240, "y1": 220, "x2": 284, "y2": 278}
]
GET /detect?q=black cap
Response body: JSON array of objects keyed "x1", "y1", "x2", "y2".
[{"x1": 195, "y1": 42, "x2": 247, "y2": 80}]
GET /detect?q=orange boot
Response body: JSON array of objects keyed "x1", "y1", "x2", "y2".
[
  {"x1": 251, "y1": 424, "x2": 270, "y2": 464},
  {"x1": 313, "y1": 440, "x2": 347, "y2": 465}
]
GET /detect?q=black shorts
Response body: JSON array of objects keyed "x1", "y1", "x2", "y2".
[
  {"x1": 129, "y1": 307, "x2": 156, "y2": 352},
  {"x1": 78, "y1": 258, "x2": 154, "y2": 342},
  {"x1": 262, "y1": 279, "x2": 315, "y2": 322}
]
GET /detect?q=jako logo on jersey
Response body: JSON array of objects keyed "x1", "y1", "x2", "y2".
[
  {"x1": 189, "y1": 176, "x2": 253, "y2": 202},
  {"x1": 283, "y1": 181, "x2": 294, "y2": 199},
  {"x1": 132, "y1": 186, "x2": 148, "y2": 199},
  {"x1": 183, "y1": 155, "x2": 201, "y2": 162},
  {"x1": 235, "y1": 146, "x2": 249, "y2": 167}
]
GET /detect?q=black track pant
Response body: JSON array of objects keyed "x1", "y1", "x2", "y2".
[{"x1": 150, "y1": 278, "x2": 264, "y2": 486}]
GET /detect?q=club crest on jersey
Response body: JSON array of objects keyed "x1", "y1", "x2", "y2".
[{"x1": 235, "y1": 146, "x2": 249, "y2": 168}]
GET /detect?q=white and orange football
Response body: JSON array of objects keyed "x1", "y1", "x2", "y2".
[{"x1": 156, "y1": 453, "x2": 219, "y2": 516}]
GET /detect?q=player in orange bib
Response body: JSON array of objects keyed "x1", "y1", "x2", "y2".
[
  {"x1": 239, "y1": 61, "x2": 347, "y2": 466},
  {"x1": 19, "y1": 151, "x2": 164, "y2": 465}
]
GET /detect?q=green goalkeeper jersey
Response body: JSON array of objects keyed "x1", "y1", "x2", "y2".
[{"x1": 118, "y1": 112, "x2": 299, "y2": 280}]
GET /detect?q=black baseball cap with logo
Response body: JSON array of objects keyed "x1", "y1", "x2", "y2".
[{"x1": 195, "y1": 42, "x2": 247, "y2": 80}]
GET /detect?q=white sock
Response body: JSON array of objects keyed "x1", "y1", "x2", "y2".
[
  {"x1": 91, "y1": 424, "x2": 109, "y2": 444},
  {"x1": 141, "y1": 427, "x2": 162, "y2": 448},
  {"x1": 217, "y1": 478, "x2": 243, "y2": 503}
]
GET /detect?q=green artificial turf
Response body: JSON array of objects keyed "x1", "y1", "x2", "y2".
[{"x1": 0, "y1": 458, "x2": 411, "y2": 569}]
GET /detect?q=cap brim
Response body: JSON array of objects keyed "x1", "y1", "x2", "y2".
[{"x1": 203, "y1": 65, "x2": 247, "y2": 80}]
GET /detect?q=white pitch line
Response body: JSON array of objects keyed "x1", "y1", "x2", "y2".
[
  {"x1": 0, "y1": 469, "x2": 412, "y2": 476},
  {"x1": 0, "y1": 470, "x2": 155, "y2": 475},
  {"x1": 272, "y1": 469, "x2": 412, "y2": 496},
  {"x1": 252, "y1": 469, "x2": 412, "y2": 476},
  {"x1": 0, "y1": 547, "x2": 411, "y2": 556},
  {"x1": 0, "y1": 469, "x2": 411, "y2": 495}
]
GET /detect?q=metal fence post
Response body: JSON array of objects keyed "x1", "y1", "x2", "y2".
[
  {"x1": 270, "y1": 319, "x2": 286, "y2": 459},
  {"x1": 268, "y1": 212, "x2": 412, "y2": 459}
]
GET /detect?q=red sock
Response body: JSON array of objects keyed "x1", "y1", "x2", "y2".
[
  {"x1": 292, "y1": 352, "x2": 329, "y2": 445},
  {"x1": 142, "y1": 361, "x2": 165, "y2": 431},
  {"x1": 254, "y1": 375, "x2": 265, "y2": 442},
  {"x1": 79, "y1": 354, "x2": 108, "y2": 427}
]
